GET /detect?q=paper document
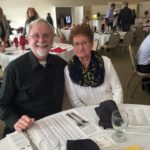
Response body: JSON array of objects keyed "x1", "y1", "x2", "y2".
[
  {"x1": 7, "y1": 109, "x2": 100, "y2": 150},
  {"x1": 6, "y1": 131, "x2": 34, "y2": 150},
  {"x1": 27, "y1": 109, "x2": 100, "y2": 147},
  {"x1": 121, "y1": 107, "x2": 150, "y2": 126}
]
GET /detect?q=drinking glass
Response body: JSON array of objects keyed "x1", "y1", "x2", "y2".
[
  {"x1": 39, "y1": 136, "x2": 60, "y2": 150},
  {"x1": 111, "y1": 109, "x2": 128, "y2": 143}
]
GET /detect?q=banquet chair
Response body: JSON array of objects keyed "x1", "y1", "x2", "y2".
[
  {"x1": 92, "y1": 39, "x2": 100, "y2": 51},
  {"x1": 127, "y1": 45, "x2": 150, "y2": 97},
  {"x1": 56, "y1": 28, "x2": 67, "y2": 43},
  {"x1": 102, "y1": 32, "x2": 120, "y2": 55},
  {"x1": 53, "y1": 35, "x2": 61, "y2": 43},
  {"x1": 134, "y1": 26, "x2": 145, "y2": 45},
  {"x1": 0, "y1": 66, "x2": 4, "y2": 81},
  {"x1": 119, "y1": 31, "x2": 134, "y2": 53}
]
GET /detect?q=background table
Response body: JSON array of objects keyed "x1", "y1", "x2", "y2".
[{"x1": 0, "y1": 42, "x2": 74, "y2": 70}]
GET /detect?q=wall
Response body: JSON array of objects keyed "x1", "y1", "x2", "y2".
[
  {"x1": 91, "y1": 3, "x2": 138, "y2": 16},
  {"x1": 0, "y1": 0, "x2": 148, "y2": 28},
  {"x1": 138, "y1": 2, "x2": 150, "y2": 17},
  {"x1": 73, "y1": 7, "x2": 84, "y2": 25},
  {"x1": 0, "y1": 0, "x2": 53, "y2": 27}
]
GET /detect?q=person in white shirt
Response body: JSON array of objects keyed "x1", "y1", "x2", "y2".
[
  {"x1": 105, "y1": 3, "x2": 116, "y2": 29},
  {"x1": 137, "y1": 34, "x2": 150, "y2": 73},
  {"x1": 64, "y1": 24, "x2": 123, "y2": 107}
]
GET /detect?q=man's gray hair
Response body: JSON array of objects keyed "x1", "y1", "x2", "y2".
[{"x1": 26, "y1": 18, "x2": 54, "y2": 36}]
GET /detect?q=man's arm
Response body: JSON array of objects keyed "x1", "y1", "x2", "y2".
[{"x1": 0, "y1": 65, "x2": 19, "y2": 130}]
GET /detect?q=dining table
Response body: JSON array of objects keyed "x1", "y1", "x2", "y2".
[
  {"x1": 0, "y1": 103, "x2": 150, "y2": 150},
  {"x1": 94, "y1": 31, "x2": 126, "y2": 48},
  {"x1": 0, "y1": 42, "x2": 74, "y2": 70}
]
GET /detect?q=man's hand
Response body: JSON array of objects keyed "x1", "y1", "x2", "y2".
[{"x1": 14, "y1": 115, "x2": 35, "y2": 131}]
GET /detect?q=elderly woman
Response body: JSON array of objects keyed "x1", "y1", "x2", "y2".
[
  {"x1": 64, "y1": 24, "x2": 123, "y2": 107},
  {"x1": 0, "y1": 7, "x2": 10, "y2": 46},
  {"x1": 23, "y1": 7, "x2": 39, "y2": 36}
]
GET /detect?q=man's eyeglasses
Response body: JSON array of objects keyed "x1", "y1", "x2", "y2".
[
  {"x1": 29, "y1": 34, "x2": 51, "y2": 39},
  {"x1": 73, "y1": 41, "x2": 88, "y2": 47}
]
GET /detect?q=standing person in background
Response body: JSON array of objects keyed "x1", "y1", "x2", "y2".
[
  {"x1": 118, "y1": 2, "x2": 132, "y2": 32},
  {"x1": 23, "y1": 7, "x2": 39, "y2": 36},
  {"x1": 46, "y1": 13, "x2": 53, "y2": 26},
  {"x1": 0, "y1": 18, "x2": 66, "y2": 136},
  {"x1": 0, "y1": 7, "x2": 10, "y2": 47},
  {"x1": 131, "y1": 9, "x2": 136, "y2": 25},
  {"x1": 105, "y1": 3, "x2": 116, "y2": 30}
]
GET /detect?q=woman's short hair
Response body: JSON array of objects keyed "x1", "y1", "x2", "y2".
[{"x1": 70, "y1": 24, "x2": 93, "y2": 44}]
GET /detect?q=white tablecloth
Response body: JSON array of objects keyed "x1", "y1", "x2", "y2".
[
  {"x1": 0, "y1": 104, "x2": 150, "y2": 150},
  {"x1": 94, "y1": 31, "x2": 126, "y2": 48},
  {"x1": 0, "y1": 43, "x2": 74, "y2": 70},
  {"x1": 61, "y1": 29, "x2": 71, "y2": 42}
]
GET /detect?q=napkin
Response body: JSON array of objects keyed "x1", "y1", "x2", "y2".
[
  {"x1": 121, "y1": 145, "x2": 141, "y2": 150},
  {"x1": 95, "y1": 100, "x2": 119, "y2": 129},
  {"x1": 67, "y1": 139, "x2": 100, "y2": 150},
  {"x1": 49, "y1": 47, "x2": 67, "y2": 53}
]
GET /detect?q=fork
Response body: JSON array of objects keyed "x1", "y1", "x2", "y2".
[
  {"x1": 71, "y1": 112, "x2": 89, "y2": 124},
  {"x1": 66, "y1": 113, "x2": 84, "y2": 127}
]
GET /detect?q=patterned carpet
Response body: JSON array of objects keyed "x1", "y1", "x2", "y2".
[{"x1": 0, "y1": 39, "x2": 150, "y2": 139}]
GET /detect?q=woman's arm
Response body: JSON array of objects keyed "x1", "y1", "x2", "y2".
[
  {"x1": 104, "y1": 56, "x2": 123, "y2": 104},
  {"x1": 64, "y1": 66, "x2": 85, "y2": 107}
]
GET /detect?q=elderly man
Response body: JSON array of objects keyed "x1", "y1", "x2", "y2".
[{"x1": 0, "y1": 18, "x2": 66, "y2": 136}]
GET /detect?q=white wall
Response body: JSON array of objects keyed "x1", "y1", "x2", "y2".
[
  {"x1": 138, "y1": 2, "x2": 150, "y2": 17},
  {"x1": 73, "y1": 7, "x2": 84, "y2": 25},
  {"x1": 91, "y1": 5, "x2": 108, "y2": 16},
  {"x1": 0, "y1": 0, "x2": 53, "y2": 27}
]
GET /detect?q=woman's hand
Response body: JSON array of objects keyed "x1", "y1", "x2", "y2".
[{"x1": 14, "y1": 115, "x2": 35, "y2": 131}]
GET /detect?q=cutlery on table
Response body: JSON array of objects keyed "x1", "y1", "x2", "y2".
[
  {"x1": 66, "y1": 113, "x2": 84, "y2": 127},
  {"x1": 70, "y1": 112, "x2": 89, "y2": 124}
]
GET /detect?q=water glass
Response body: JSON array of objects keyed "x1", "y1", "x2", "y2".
[
  {"x1": 111, "y1": 109, "x2": 128, "y2": 143},
  {"x1": 39, "y1": 136, "x2": 60, "y2": 150}
]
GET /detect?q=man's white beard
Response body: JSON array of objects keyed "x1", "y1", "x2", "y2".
[{"x1": 36, "y1": 49, "x2": 49, "y2": 57}]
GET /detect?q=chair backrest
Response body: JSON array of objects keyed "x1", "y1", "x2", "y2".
[
  {"x1": 92, "y1": 39, "x2": 99, "y2": 51},
  {"x1": 107, "y1": 32, "x2": 120, "y2": 48},
  {"x1": 122, "y1": 32, "x2": 134, "y2": 46},
  {"x1": 53, "y1": 35, "x2": 62, "y2": 43},
  {"x1": 56, "y1": 28, "x2": 63, "y2": 38},
  {"x1": 134, "y1": 26, "x2": 145, "y2": 42},
  {"x1": 128, "y1": 45, "x2": 137, "y2": 73}
]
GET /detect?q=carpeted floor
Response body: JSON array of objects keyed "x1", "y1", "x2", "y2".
[{"x1": 0, "y1": 39, "x2": 150, "y2": 139}]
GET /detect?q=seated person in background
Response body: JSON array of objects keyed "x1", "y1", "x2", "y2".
[
  {"x1": 0, "y1": 18, "x2": 66, "y2": 136},
  {"x1": 101, "y1": 18, "x2": 110, "y2": 33},
  {"x1": 113, "y1": 14, "x2": 119, "y2": 31},
  {"x1": 137, "y1": 34, "x2": 150, "y2": 73},
  {"x1": 137, "y1": 34, "x2": 150, "y2": 91},
  {"x1": 23, "y1": 7, "x2": 39, "y2": 36},
  {"x1": 64, "y1": 24, "x2": 123, "y2": 108},
  {"x1": 0, "y1": 7, "x2": 10, "y2": 47}
]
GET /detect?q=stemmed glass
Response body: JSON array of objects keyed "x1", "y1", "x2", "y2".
[
  {"x1": 39, "y1": 136, "x2": 60, "y2": 150},
  {"x1": 111, "y1": 109, "x2": 128, "y2": 143}
]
